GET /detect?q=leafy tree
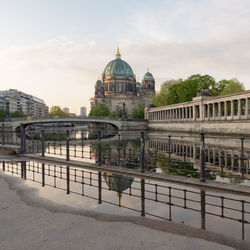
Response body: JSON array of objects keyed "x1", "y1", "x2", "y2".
[
  {"x1": 130, "y1": 104, "x2": 144, "y2": 119},
  {"x1": 219, "y1": 78, "x2": 245, "y2": 95},
  {"x1": 108, "y1": 109, "x2": 122, "y2": 118},
  {"x1": 152, "y1": 74, "x2": 245, "y2": 107},
  {"x1": 109, "y1": 111, "x2": 117, "y2": 118},
  {"x1": 49, "y1": 106, "x2": 68, "y2": 117},
  {"x1": 152, "y1": 79, "x2": 181, "y2": 106},
  {"x1": 89, "y1": 103, "x2": 110, "y2": 117},
  {"x1": 0, "y1": 109, "x2": 6, "y2": 119},
  {"x1": 10, "y1": 111, "x2": 22, "y2": 118}
]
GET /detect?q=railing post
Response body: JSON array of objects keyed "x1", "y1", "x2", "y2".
[
  {"x1": 20, "y1": 123, "x2": 24, "y2": 153},
  {"x1": 2, "y1": 123, "x2": 5, "y2": 145},
  {"x1": 200, "y1": 132, "x2": 206, "y2": 182},
  {"x1": 41, "y1": 130, "x2": 45, "y2": 157},
  {"x1": 98, "y1": 130, "x2": 102, "y2": 166},
  {"x1": 23, "y1": 128, "x2": 26, "y2": 154},
  {"x1": 23, "y1": 161, "x2": 26, "y2": 180},
  {"x1": 66, "y1": 130, "x2": 70, "y2": 161},
  {"x1": 3, "y1": 161, "x2": 5, "y2": 171},
  {"x1": 240, "y1": 137, "x2": 246, "y2": 178},
  {"x1": 21, "y1": 161, "x2": 24, "y2": 179},
  {"x1": 168, "y1": 135, "x2": 172, "y2": 168},
  {"x1": 98, "y1": 171, "x2": 102, "y2": 204},
  {"x1": 66, "y1": 166, "x2": 70, "y2": 194},
  {"x1": 141, "y1": 179, "x2": 145, "y2": 216},
  {"x1": 140, "y1": 131, "x2": 145, "y2": 173},
  {"x1": 200, "y1": 190, "x2": 206, "y2": 230},
  {"x1": 118, "y1": 132, "x2": 121, "y2": 165},
  {"x1": 42, "y1": 163, "x2": 45, "y2": 186}
]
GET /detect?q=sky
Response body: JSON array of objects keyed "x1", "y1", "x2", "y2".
[{"x1": 0, "y1": 0, "x2": 250, "y2": 114}]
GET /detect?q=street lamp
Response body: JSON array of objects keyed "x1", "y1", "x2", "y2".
[{"x1": 5, "y1": 97, "x2": 10, "y2": 121}]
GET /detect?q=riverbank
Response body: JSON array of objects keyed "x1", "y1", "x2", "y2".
[{"x1": 0, "y1": 171, "x2": 249, "y2": 250}]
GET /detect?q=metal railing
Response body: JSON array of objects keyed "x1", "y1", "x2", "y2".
[
  {"x1": 1, "y1": 124, "x2": 250, "y2": 183},
  {"x1": 1, "y1": 160, "x2": 249, "y2": 241}
]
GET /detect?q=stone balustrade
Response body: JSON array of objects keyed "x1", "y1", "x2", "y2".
[{"x1": 145, "y1": 91, "x2": 250, "y2": 123}]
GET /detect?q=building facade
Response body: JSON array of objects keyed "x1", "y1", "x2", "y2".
[
  {"x1": 80, "y1": 106, "x2": 87, "y2": 117},
  {"x1": 63, "y1": 107, "x2": 69, "y2": 113},
  {"x1": 0, "y1": 89, "x2": 48, "y2": 117},
  {"x1": 90, "y1": 48, "x2": 155, "y2": 115}
]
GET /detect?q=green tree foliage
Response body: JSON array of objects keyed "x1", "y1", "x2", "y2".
[
  {"x1": 49, "y1": 106, "x2": 68, "y2": 117},
  {"x1": 0, "y1": 109, "x2": 27, "y2": 119},
  {"x1": 108, "y1": 109, "x2": 122, "y2": 118},
  {"x1": 152, "y1": 79, "x2": 180, "y2": 106},
  {"x1": 152, "y1": 74, "x2": 245, "y2": 107},
  {"x1": 219, "y1": 78, "x2": 245, "y2": 95},
  {"x1": 130, "y1": 104, "x2": 144, "y2": 119},
  {"x1": 89, "y1": 103, "x2": 110, "y2": 117},
  {"x1": 0, "y1": 109, "x2": 6, "y2": 118}
]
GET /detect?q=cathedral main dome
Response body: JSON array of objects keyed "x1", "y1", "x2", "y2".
[{"x1": 102, "y1": 48, "x2": 135, "y2": 79}]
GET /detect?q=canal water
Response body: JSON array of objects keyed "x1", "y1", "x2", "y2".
[{"x1": 25, "y1": 129, "x2": 250, "y2": 185}]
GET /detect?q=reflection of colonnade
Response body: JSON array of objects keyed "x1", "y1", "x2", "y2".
[
  {"x1": 145, "y1": 91, "x2": 250, "y2": 122},
  {"x1": 146, "y1": 138, "x2": 250, "y2": 174}
]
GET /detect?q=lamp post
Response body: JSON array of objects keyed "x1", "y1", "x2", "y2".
[{"x1": 5, "y1": 97, "x2": 10, "y2": 121}]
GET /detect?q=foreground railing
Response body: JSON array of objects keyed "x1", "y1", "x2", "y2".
[{"x1": 0, "y1": 160, "x2": 249, "y2": 241}]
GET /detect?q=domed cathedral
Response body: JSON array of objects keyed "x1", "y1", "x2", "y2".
[{"x1": 90, "y1": 47, "x2": 155, "y2": 115}]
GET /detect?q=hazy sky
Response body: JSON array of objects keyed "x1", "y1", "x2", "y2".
[{"x1": 1, "y1": 0, "x2": 250, "y2": 114}]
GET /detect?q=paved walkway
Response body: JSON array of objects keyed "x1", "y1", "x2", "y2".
[{"x1": 1, "y1": 172, "x2": 250, "y2": 250}]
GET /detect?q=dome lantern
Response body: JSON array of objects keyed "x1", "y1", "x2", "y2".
[{"x1": 116, "y1": 46, "x2": 121, "y2": 59}]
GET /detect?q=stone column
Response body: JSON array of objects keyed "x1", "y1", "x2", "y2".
[
  {"x1": 213, "y1": 103, "x2": 215, "y2": 120},
  {"x1": 218, "y1": 102, "x2": 221, "y2": 120},
  {"x1": 246, "y1": 98, "x2": 249, "y2": 118},
  {"x1": 231, "y1": 151, "x2": 235, "y2": 170},
  {"x1": 218, "y1": 149, "x2": 222, "y2": 166},
  {"x1": 231, "y1": 100, "x2": 234, "y2": 120},
  {"x1": 193, "y1": 105, "x2": 196, "y2": 121},
  {"x1": 224, "y1": 101, "x2": 227, "y2": 120},
  {"x1": 224, "y1": 150, "x2": 228, "y2": 168},
  {"x1": 238, "y1": 99, "x2": 241, "y2": 119}
]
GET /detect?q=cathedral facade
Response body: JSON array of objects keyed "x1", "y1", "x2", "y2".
[{"x1": 90, "y1": 48, "x2": 155, "y2": 115}]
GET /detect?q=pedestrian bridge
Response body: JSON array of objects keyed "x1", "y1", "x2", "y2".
[{"x1": 6, "y1": 117, "x2": 147, "y2": 131}]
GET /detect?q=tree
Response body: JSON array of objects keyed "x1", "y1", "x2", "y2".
[
  {"x1": 130, "y1": 105, "x2": 144, "y2": 119},
  {"x1": 89, "y1": 103, "x2": 110, "y2": 117},
  {"x1": 10, "y1": 111, "x2": 21, "y2": 118},
  {"x1": 0, "y1": 109, "x2": 6, "y2": 119},
  {"x1": 49, "y1": 106, "x2": 68, "y2": 117},
  {"x1": 151, "y1": 74, "x2": 246, "y2": 107},
  {"x1": 219, "y1": 78, "x2": 245, "y2": 95},
  {"x1": 152, "y1": 79, "x2": 181, "y2": 106}
]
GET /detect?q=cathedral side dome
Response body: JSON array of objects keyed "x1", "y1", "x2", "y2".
[
  {"x1": 143, "y1": 71, "x2": 154, "y2": 80},
  {"x1": 102, "y1": 48, "x2": 135, "y2": 79},
  {"x1": 96, "y1": 80, "x2": 103, "y2": 86}
]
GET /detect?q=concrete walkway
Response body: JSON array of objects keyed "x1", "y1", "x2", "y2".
[{"x1": 1, "y1": 173, "x2": 249, "y2": 250}]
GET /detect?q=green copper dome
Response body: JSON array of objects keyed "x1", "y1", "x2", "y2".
[
  {"x1": 102, "y1": 59, "x2": 135, "y2": 79},
  {"x1": 143, "y1": 71, "x2": 154, "y2": 80},
  {"x1": 96, "y1": 80, "x2": 102, "y2": 86},
  {"x1": 102, "y1": 48, "x2": 135, "y2": 79},
  {"x1": 136, "y1": 82, "x2": 142, "y2": 88}
]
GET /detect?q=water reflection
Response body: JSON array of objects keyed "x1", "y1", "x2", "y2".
[{"x1": 103, "y1": 173, "x2": 134, "y2": 206}]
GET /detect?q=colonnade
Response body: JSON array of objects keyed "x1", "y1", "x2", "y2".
[{"x1": 146, "y1": 91, "x2": 250, "y2": 122}]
